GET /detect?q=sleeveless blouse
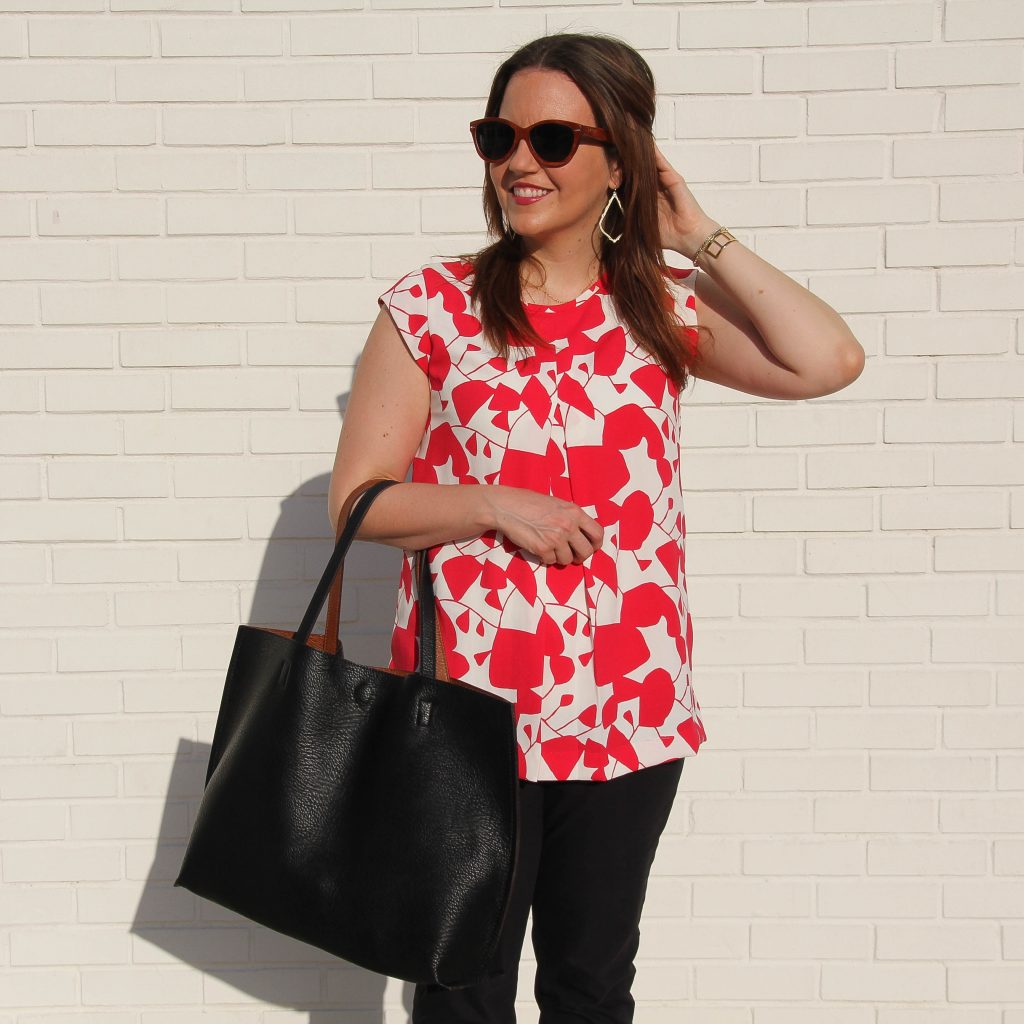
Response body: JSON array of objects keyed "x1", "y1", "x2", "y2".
[{"x1": 378, "y1": 258, "x2": 707, "y2": 782}]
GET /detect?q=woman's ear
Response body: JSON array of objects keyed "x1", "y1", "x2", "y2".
[{"x1": 607, "y1": 151, "x2": 622, "y2": 191}]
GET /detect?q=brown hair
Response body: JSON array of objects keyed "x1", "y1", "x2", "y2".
[{"x1": 459, "y1": 32, "x2": 709, "y2": 391}]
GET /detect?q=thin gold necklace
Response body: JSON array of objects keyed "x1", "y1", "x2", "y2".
[{"x1": 522, "y1": 259, "x2": 601, "y2": 306}]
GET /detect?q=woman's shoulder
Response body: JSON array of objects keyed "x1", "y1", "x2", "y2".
[{"x1": 390, "y1": 257, "x2": 476, "y2": 295}]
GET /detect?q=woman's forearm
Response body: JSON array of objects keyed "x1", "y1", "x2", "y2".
[
  {"x1": 332, "y1": 482, "x2": 498, "y2": 551},
  {"x1": 677, "y1": 215, "x2": 863, "y2": 379}
]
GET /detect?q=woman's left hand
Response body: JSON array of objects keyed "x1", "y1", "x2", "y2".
[{"x1": 654, "y1": 143, "x2": 718, "y2": 260}]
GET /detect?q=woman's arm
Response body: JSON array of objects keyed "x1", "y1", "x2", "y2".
[
  {"x1": 327, "y1": 306, "x2": 495, "y2": 548},
  {"x1": 679, "y1": 215, "x2": 866, "y2": 401},
  {"x1": 653, "y1": 144, "x2": 865, "y2": 401},
  {"x1": 328, "y1": 305, "x2": 604, "y2": 563}
]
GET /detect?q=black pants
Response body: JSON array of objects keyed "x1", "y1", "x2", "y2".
[{"x1": 412, "y1": 756, "x2": 685, "y2": 1024}]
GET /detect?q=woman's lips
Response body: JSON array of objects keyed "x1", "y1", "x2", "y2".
[{"x1": 511, "y1": 189, "x2": 550, "y2": 206}]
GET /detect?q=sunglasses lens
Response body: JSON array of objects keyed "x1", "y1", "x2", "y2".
[
  {"x1": 530, "y1": 122, "x2": 575, "y2": 164},
  {"x1": 475, "y1": 121, "x2": 516, "y2": 162}
]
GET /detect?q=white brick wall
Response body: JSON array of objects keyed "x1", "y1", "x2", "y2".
[{"x1": 0, "y1": 1, "x2": 1022, "y2": 1020}]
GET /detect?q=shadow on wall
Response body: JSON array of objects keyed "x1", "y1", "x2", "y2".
[{"x1": 130, "y1": 401, "x2": 426, "y2": 1019}]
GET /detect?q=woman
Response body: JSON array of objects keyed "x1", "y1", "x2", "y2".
[{"x1": 329, "y1": 31, "x2": 864, "y2": 1024}]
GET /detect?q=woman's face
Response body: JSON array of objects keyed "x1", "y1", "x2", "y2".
[{"x1": 491, "y1": 67, "x2": 621, "y2": 250}]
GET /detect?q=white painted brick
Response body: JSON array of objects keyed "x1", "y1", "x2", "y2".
[
  {"x1": 116, "y1": 62, "x2": 239, "y2": 102},
  {"x1": 373, "y1": 58, "x2": 496, "y2": 99},
  {"x1": 372, "y1": 234, "x2": 485, "y2": 277},
  {"x1": 34, "y1": 104, "x2": 156, "y2": 147},
  {"x1": 545, "y1": 10, "x2": 674, "y2": 49},
  {"x1": 0, "y1": 501, "x2": 116, "y2": 540},
  {"x1": 159, "y1": 18, "x2": 283, "y2": 57},
  {"x1": 243, "y1": 61, "x2": 369, "y2": 101},
  {"x1": 0, "y1": 763, "x2": 118, "y2": 800},
  {"x1": 0, "y1": 459, "x2": 41, "y2": 496},
  {"x1": 291, "y1": 14, "x2": 412, "y2": 55},
  {"x1": 2, "y1": 970, "x2": 76, "y2": 1006},
  {"x1": 372, "y1": 148, "x2": 479, "y2": 189},
  {"x1": 161, "y1": 104, "x2": 286, "y2": 146},
  {"x1": 167, "y1": 283, "x2": 289, "y2": 324},
  {"x1": 941, "y1": 797, "x2": 1024, "y2": 834},
  {"x1": 674, "y1": 94, "x2": 801, "y2": 139},
  {"x1": 0, "y1": 719, "x2": 66, "y2": 758},
  {"x1": 881, "y1": 490, "x2": 1005, "y2": 531},
  {"x1": 121, "y1": 675, "x2": 222, "y2": 715},
  {"x1": 676, "y1": 451, "x2": 800, "y2": 490},
  {"x1": 11, "y1": 927, "x2": 129, "y2": 966},
  {"x1": 763, "y1": 139, "x2": 884, "y2": 182},
  {"x1": 416, "y1": 100, "x2": 486, "y2": 144},
  {"x1": 935, "y1": 534, "x2": 1024, "y2": 573},
  {"x1": 1, "y1": 284, "x2": 38, "y2": 324},
  {"x1": 120, "y1": 329, "x2": 241, "y2": 367},
  {"x1": 167, "y1": 195, "x2": 287, "y2": 235},
  {"x1": 804, "y1": 537, "x2": 929, "y2": 576},
  {"x1": 809, "y1": 91, "x2": 938, "y2": 137},
  {"x1": 692, "y1": 794, "x2": 811, "y2": 835},
  {"x1": 170, "y1": 369, "x2": 291, "y2": 410},
  {"x1": 898, "y1": 42, "x2": 1021, "y2": 88},
  {"x1": 244, "y1": 237, "x2": 368, "y2": 278},
  {"x1": 1, "y1": 804, "x2": 65, "y2": 841},
  {"x1": 822, "y1": 962, "x2": 945, "y2": 1001},
  {"x1": 123, "y1": 415, "x2": 243, "y2": 454},
  {"x1": 46, "y1": 372, "x2": 164, "y2": 412},
  {"x1": 73, "y1": 716, "x2": 195, "y2": 756},
  {"x1": 0, "y1": 546, "x2": 46, "y2": 588},
  {"x1": 750, "y1": 922, "x2": 872, "y2": 960},
  {"x1": 815, "y1": 797, "x2": 937, "y2": 835},
  {"x1": 295, "y1": 278, "x2": 394, "y2": 323},
  {"x1": 868, "y1": 837, "x2": 990, "y2": 874},
  {"x1": 866, "y1": 578, "x2": 991, "y2": 618},
  {"x1": 41, "y1": 285, "x2": 164, "y2": 326},
  {"x1": 743, "y1": 755, "x2": 865, "y2": 792},
  {"x1": 114, "y1": 588, "x2": 236, "y2": 626},
  {"x1": 693, "y1": 879, "x2": 813, "y2": 917},
  {"x1": 946, "y1": 0, "x2": 1024, "y2": 41},
  {"x1": 29, "y1": 17, "x2": 151, "y2": 56},
  {"x1": 71, "y1": 799, "x2": 187, "y2": 840},
  {"x1": 756, "y1": 406, "x2": 878, "y2": 446},
  {"x1": 52, "y1": 545, "x2": 175, "y2": 584},
  {"x1": 294, "y1": 192, "x2": 418, "y2": 234},
  {"x1": 0, "y1": 195, "x2": 32, "y2": 235},
  {"x1": 418, "y1": 12, "x2": 544, "y2": 53},
  {"x1": 116, "y1": 240, "x2": 239, "y2": 283},
  {"x1": 245, "y1": 148, "x2": 366, "y2": 190},
  {"x1": 0, "y1": 635, "x2": 52, "y2": 674},
  {"x1": 744, "y1": 669, "x2": 864, "y2": 708},
  {"x1": 0, "y1": 884, "x2": 72, "y2": 925},
  {"x1": 37, "y1": 196, "x2": 161, "y2": 237},
  {"x1": 696, "y1": 962, "x2": 817, "y2": 1001},
  {"x1": 765, "y1": 49, "x2": 889, "y2": 93},
  {"x1": 292, "y1": 104, "x2": 414, "y2": 145},
  {"x1": 752, "y1": 495, "x2": 874, "y2": 533},
  {"x1": 810, "y1": 2, "x2": 933, "y2": 46},
  {"x1": 806, "y1": 624, "x2": 930, "y2": 664},
  {"x1": 116, "y1": 149, "x2": 240, "y2": 191},
  {"x1": 80, "y1": 967, "x2": 204, "y2": 1005},
  {"x1": 741, "y1": 580, "x2": 864, "y2": 619},
  {"x1": 0, "y1": 591, "x2": 108, "y2": 629},
  {"x1": 0, "y1": 241, "x2": 106, "y2": 283},
  {"x1": 173, "y1": 458, "x2": 297, "y2": 497},
  {"x1": 869, "y1": 669, "x2": 990, "y2": 708},
  {"x1": 123, "y1": 500, "x2": 243, "y2": 540},
  {"x1": 937, "y1": 359, "x2": 1024, "y2": 399},
  {"x1": 0, "y1": 64, "x2": 109, "y2": 103},
  {"x1": 934, "y1": 446, "x2": 1024, "y2": 486}
]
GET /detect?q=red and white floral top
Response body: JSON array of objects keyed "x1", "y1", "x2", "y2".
[{"x1": 378, "y1": 258, "x2": 707, "y2": 782}]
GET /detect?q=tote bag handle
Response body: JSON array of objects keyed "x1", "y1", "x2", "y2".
[{"x1": 295, "y1": 477, "x2": 451, "y2": 681}]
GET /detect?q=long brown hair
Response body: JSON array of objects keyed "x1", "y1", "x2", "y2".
[{"x1": 459, "y1": 33, "x2": 709, "y2": 391}]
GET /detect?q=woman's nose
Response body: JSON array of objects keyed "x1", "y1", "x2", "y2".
[{"x1": 506, "y1": 137, "x2": 538, "y2": 173}]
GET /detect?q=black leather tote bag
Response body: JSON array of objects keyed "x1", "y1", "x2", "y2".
[{"x1": 174, "y1": 477, "x2": 520, "y2": 990}]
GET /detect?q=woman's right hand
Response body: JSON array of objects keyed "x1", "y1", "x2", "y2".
[{"x1": 480, "y1": 485, "x2": 604, "y2": 566}]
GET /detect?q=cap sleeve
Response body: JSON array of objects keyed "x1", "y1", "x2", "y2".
[
  {"x1": 664, "y1": 264, "x2": 701, "y2": 360},
  {"x1": 378, "y1": 267, "x2": 430, "y2": 377}
]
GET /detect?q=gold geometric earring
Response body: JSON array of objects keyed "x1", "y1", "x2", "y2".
[{"x1": 598, "y1": 188, "x2": 624, "y2": 243}]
